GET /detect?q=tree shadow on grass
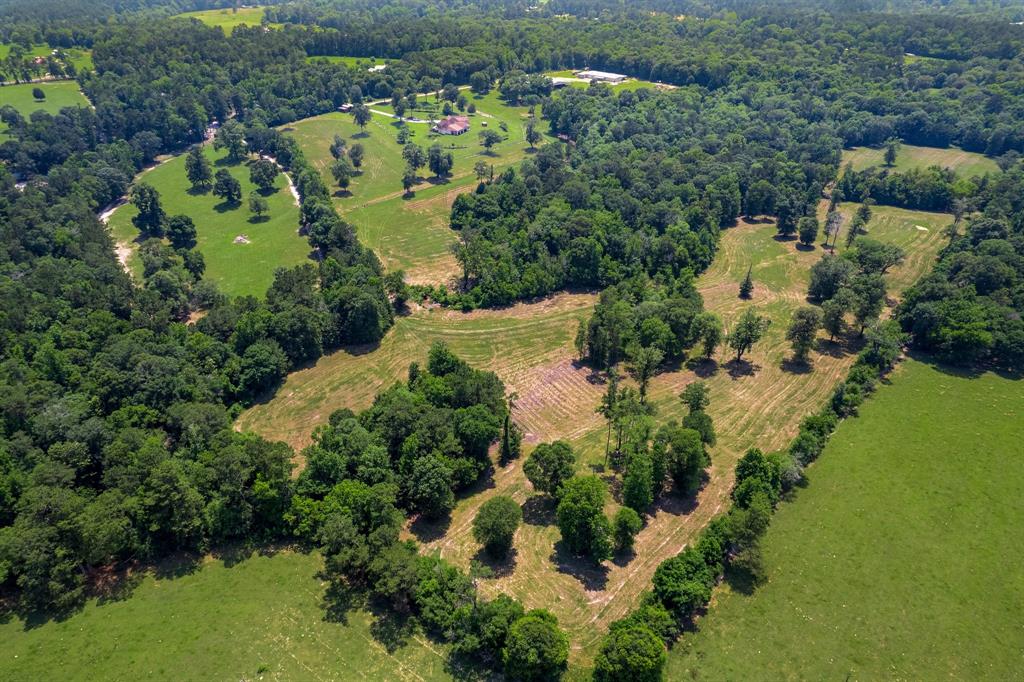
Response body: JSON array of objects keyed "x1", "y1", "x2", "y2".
[
  {"x1": 723, "y1": 563, "x2": 760, "y2": 596},
  {"x1": 724, "y1": 358, "x2": 759, "y2": 379},
  {"x1": 471, "y1": 546, "x2": 518, "y2": 579},
  {"x1": 795, "y1": 242, "x2": 815, "y2": 252},
  {"x1": 687, "y1": 357, "x2": 719, "y2": 378},
  {"x1": 520, "y1": 495, "x2": 556, "y2": 527},
  {"x1": 610, "y1": 547, "x2": 636, "y2": 568},
  {"x1": 320, "y1": 576, "x2": 367, "y2": 626},
  {"x1": 368, "y1": 601, "x2": 417, "y2": 653},
  {"x1": 214, "y1": 199, "x2": 241, "y2": 213},
  {"x1": 247, "y1": 215, "x2": 270, "y2": 224},
  {"x1": 550, "y1": 540, "x2": 609, "y2": 592},
  {"x1": 332, "y1": 189, "x2": 353, "y2": 198},
  {"x1": 655, "y1": 490, "x2": 700, "y2": 517},
  {"x1": 186, "y1": 185, "x2": 211, "y2": 196},
  {"x1": 409, "y1": 512, "x2": 452, "y2": 543},
  {"x1": 814, "y1": 337, "x2": 850, "y2": 359},
  {"x1": 780, "y1": 357, "x2": 813, "y2": 375}
]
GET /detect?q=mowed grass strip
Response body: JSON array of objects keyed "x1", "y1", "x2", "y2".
[
  {"x1": 173, "y1": 6, "x2": 280, "y2": 32},
  {"x1": 667, "y1": 358, "x2": 1024, "y2": 680},
  {"x1": 0, "y1": 549, "x2": 451, "y2": 682},
  {"x1": 107, "y1": 146, "x2": 311, "y2": 299},
  {"x1": 285, "y1": 91, "x2": 551, "y2": 283},
  {"x1": 842, "y1": 143, "x2": 999, "y2": 177},
  {"x1": 0, "y1": 81, "x2": 89, "y2": 136}
]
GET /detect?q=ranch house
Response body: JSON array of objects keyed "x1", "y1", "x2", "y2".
[{"x1": 433, "y1": 114, "x2": 470, "y2": 135}]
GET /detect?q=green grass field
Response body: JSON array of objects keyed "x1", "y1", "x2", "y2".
[
  {"x1": 0, "y1": 549, "x2": 451, "y2": 681},
  {"x1": 668, "y1": 358, "x2": 1024, "y2": 680},
  {"x1": 0, "y1": 81, "x2": 89, "y2": 137},
  {"x1": 107, "y1": 146, "x2": 310, "y2": 298},
  {"x1": 285, "y1": 91, "x2": 552, "y2": 283},
  {"x1": 842, "y1": 143, "x2": 999, "y2": 177},
  {"x1": 174, "y1": 6, "x2": 280, "y2": 32},
  {"x1": 0, "y1": 44, "x2": 93, "y2": 73},
  {"x1": 305, "y1": 55, "x2": 390, "y2": 68}
]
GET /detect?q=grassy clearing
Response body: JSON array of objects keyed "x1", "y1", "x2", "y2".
[
  {"x1": 0, "y1": 44, "x2": 92, "y2": 72},
  {"x1": 305, "y1": 55, "x2": 390, "y2": 68},
  {"x1": 842, "y1": 143, "x2": 999, "y2": 177},
  {"x1": 240, "y1": 203, "x2": 949, "y2": 670},
  {"x1": 284, "y1": 91, "x2": 552, "y2": 283},
  {"x1": 106, "y1": 145, "x2": 310, "y2": 298},
  {"x1": 174, "y1": 7, "x2": 280, "y2": 32},
  {"x1": 668, "y1": 358, "x2": 1024, "y2": 680},
  {"x1": 0, "y1": 549, "x2": 451, "y2": 681},
  {"x1": 545, "y1": 70, "x2": 675, "y2": 93},
  {"x1": 0, "y1": 81, "x2": 89, "y2": 137}
]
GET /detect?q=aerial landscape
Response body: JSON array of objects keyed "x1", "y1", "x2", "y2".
[{"x1": 0, "y1": 0, "x2": 1021, "y2": 680}]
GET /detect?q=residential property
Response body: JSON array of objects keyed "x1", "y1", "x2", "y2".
[
  {"x1": 433, "y1": 114, "x2": 470, "y2": 135},
  {"x1": 575, "y1": 69, "x2": 628, "y2": 83},
  {"x1": 367, "y1": 64, "x2": 387, "y2": 73},
  {"x1": 338, "y1": 103, "x2": 353, "y2": 112}
]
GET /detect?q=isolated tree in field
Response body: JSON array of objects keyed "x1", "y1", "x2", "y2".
[
  {"x1": 185, "y1": 146, "x2": 212, "y2": 190},
  {"x1": 846, "y1": 239, "x2": 905, "y2": 275},
  {"x1": 692, "y1": 312, "x2": 723, "y2": 359},
  {"x1": 401, "y1": 164, "x2": 417, "y2": 195},
  {"x1": 212, "y1": 169, "x2": 242, "y2": 204},
  {"x1": 612, "y1": 506, "x2": 643, "y2": 554},
  {"x1": 131, "y1": 182, "x2": 165, "y2": 234},
  {"x1": 249, "y1": 158, "x2": 278, "y2": 192},
  {"x1": 556, "y1": 476, "x2": 612, "y2": 562},
  {"x1": 680, "y1": 382, "x2": 710, "y2": 414},
  {"x1": 851, "y1": 274, "x2": 887, "y2": 335},
  {"x1": 165, "y1": 215, "x2": 197, "y2": 249},
  {"x1": 597, "y1": 369, "x2": 619, "y2": 463},
  {"x1": 352, "y1": 104, "x2": 372, "y2": 132},
  {"x1": 739, "y1": 266, "x2": 754, "y2": 299},
  {"x1": 248, "y1": 191, "x2": 268, "y2": 219},
  {"x1": 329, "y1": 134, "x2": 346, "y2": 159},
  {"x1": 473, "y1": 495, "x2": 522, "y2": 557},
  {"x1": 823, "y1": 209, "x2": 843, "y2": 252},
  {"x1": 856, "y1": 202, "x2": 873, "y2": 226},
  {"x1": 623, "y1": 451, "x2": 656, "y2": 512},
  {"x1": 846, "y1": 214, "x2": 864, "y2": 248},
  {"x1": 594, "y1": 623, "x2": 666, "y2": 682},
  {"x1": 727, "y1": 308, "x2": 771, "y2": 361},
  {"x1": 884, "y1": 137, "x2": 901, "y2": 166},
  {"x1": 479, "y1": 128, "x2": 502, "y2": 152},
  {"x1": 525, "y1": 120, "x2": 542, "y2": 150},
  {"x1": 408, "y1": 455, "x2": 454, "y2": 519},
  {"x1": 474, "y1": 160, "x2": 490, "y2": 182},
  {"x1": 657, "y1": 425, "x2": 707, "y2": 494},
  {"x1": 798, "y1": 215, "x2": 819, "y2": 246},
  {"x1": 786, "y1": 306, "x2": 822, "y2": 363},
  {"x1": 331, "y1": 156, "x2": 354, "y2": 190},
  {"x1": 500, "y1": 392, "x2": 522, "y2": 461},
  {"x1": 821, "y1": 294, "x2": 849, "y2": 342},
  {"x1": 348, "y1": 143, "x2": 364, "y2": 168},
  {"x1": 428, "y1": 143, "x2": 453, "y2": 178},
  {"x1": 503, "y1": 610, "x2": 568, "y2": 682},
  {"x1": 524, "y1": 441, "x2": 575, "y2": 498},
  {"x1": 403, "y1": 142, "x2": 426, "y2": 171},
  {"x1": 32, "y1": 87, "x2": 44, "y2": 100},
  {"x1": 808, "y1": 255, "x2": 855, "y2": 301},
  {"x1": 214, "y1": 120, "x2": 247, "y2": 162},
  {"x1": 393, "y1": 99, "x2": 407, "y2": 120},
  {"x1": 626, "y1": 344, "x2": 663, "y2": 402}
]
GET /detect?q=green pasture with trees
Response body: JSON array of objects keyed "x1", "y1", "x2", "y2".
[{"x1": 0, "y1": 81, "x2": 88, "y2": 136}]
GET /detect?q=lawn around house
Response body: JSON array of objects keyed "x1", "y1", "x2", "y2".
[
  {"x1": 842, "y1": 143, "x2": 1000, "y2": 177},
  {"x1": 284, "y1": 90, "x2": 552, "y2": 283},
  {"x1": 667, "y1": 358, "x2": 1024, "y2": 680},
  {"x1": 106, "y1": 145, "x2": 310, "y2": 299},
  {"x1": 0, "y1": 549, "x2": 452, "y2": 682}
]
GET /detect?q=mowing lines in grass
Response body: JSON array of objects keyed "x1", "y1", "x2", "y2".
[{"x1": 842, "y1": 143, "x2": 999, "y2": 177}]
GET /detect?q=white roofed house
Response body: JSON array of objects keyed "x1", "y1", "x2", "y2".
[{"x1": 574, "y1": 69, "x2": 628, "y2": 84}]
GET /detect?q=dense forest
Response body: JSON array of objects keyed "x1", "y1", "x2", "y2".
[{"x1": 0, "y1": 0, "x2": 1022, "y2": 678}]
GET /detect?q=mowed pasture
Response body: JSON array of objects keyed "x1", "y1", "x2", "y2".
[
  {"x1": 174, "y1": 6, "x2": 280, "y2": 32},
  {"x1": 0, "y1": 43, "x2": 92, "y2": 72},
  {"x1": 0, "y1": 549, "x2": 451, "y2": 682},
  {"x1": 284, "y1": 91, "x2": 552, "y2": 284},
  {"x1": 240, "y1": 202, "x2": 950, "y2": 669},
  {"x1": 842, "y1": 143, "x2": 999, "y2": 177},
  {"x1": 0, "y1": 81, "x2": 89, "y2": 136},
  {"x1": 668, "y1": 359, "x2": 1024, "y2": 680},
  {"x1": 107, "y1": 146, "x2": 310, "y2": 298}
]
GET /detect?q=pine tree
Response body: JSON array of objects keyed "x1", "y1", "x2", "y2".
[{"x1": 739, "y1": 266, "x2": 754, "y2": 299}]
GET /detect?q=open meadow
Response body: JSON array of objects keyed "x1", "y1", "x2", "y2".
[
  {"x1": 667, "y1": 358, "x2": 1024, "y2": 680},
  {"x1": 106, "y1": 145, "x2": 310, "y2": 298},
  {"x1": 0, "y1": 549, "x2": 451, "y2": 682},
  {"x1": 240, "y1": 202, "x2": 951, "y2": 670},
  {"x1": 842, "y1": 143, "x2": 999, "y2": 177},
  {"x1": 0, "y1": 81, "x2": 89, "y2": 136},
  {"x1": 284, "y1": 91, "x2": 552, "y2": 284},
  {"x1": 174, "y1": 6, "x2": 280, "y2": 32}
]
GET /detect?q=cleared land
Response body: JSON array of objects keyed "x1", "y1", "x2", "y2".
[
  {"x1": 241, "y1": 203, "x2": 950, "y2": 670},
  {"x1": 544, "y1": 69, "x2": 674, "y2": 93},
  {"x1": 668, "y1": 358, "x2": 1024, "y2": 680},
  {"x1": 0, "y1": 44, "x2": 92, "y2": 72},
  {"x1": 842, "y1": 143, "x2": 999, "y2": 177},
  {"x1": 305, "y1": 55, "x2": 391, "y2": 68},
  {"x1": 284, "y1": 91, "x2": 552, "y2": 284},
  {"x1": 0, "y1": 81, "x2": 89, "y2": 136},
  {"x1": 174, "y1": 7, "x2": 280, "y2": 32},
  {"x1": 0, "y1": 549, "x2": 450, "y2": 681},
  {"x1": 106, "y1": 146, "x2": 310, "y2": 298}
]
